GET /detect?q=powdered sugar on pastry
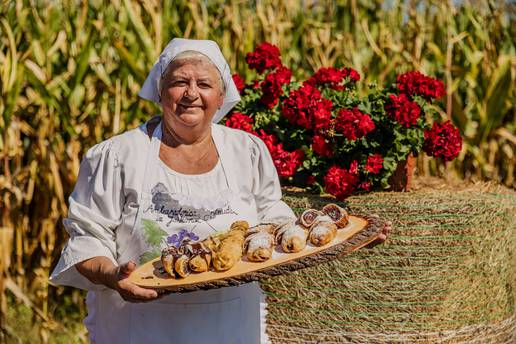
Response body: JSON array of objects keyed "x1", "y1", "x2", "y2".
[
  {"x1": 246, "y1": 232, "x2": 273, "y2": 251},
  {"x1": 308, "y1": 221, "x2": 337, "y2": 246}
]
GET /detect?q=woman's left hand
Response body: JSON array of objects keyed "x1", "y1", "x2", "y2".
[{"x1": 366, "y1": 220, "x2": 392, "y2": 248}]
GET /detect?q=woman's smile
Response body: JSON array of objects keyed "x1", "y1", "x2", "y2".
[{"x1": 177, "y1": 103, "x2": 204, "y2": 111}]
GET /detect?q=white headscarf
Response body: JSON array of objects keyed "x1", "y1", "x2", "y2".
[{"x1": 139, "y1": 38, "x2": 241, "y2": 123}]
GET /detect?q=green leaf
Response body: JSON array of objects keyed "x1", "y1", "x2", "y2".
[
  {"x1": 480, "y1": 54, "x2": 512, "y2": 143},
  {"x1": 141, "y1": 219, "x2": 167, "y2": 247},
  {"x1": 69, "y1": 85, "x2": 85, "y2": 109},
  {"x1": 358, "y1": 100, "x2": 371, "y2": 114},
  {"x1": 383, "y1": 156, "x2": 397, "y2": 172},
  {"x1": 123, "y1": 0, "x2": 156, "y2": 63}
]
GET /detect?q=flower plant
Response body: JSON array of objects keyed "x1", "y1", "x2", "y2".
[{"x1": 226, "y1": 43, "x2": 463, "y2": 200}]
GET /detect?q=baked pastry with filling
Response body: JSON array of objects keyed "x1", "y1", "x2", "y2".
[
  {"x1": 275, "y1": 220, "x2": 308, "y2": 253},
  {"x1": 308, "y1": 215, "x2": 337, "y2": 246},
  {"x1": 322, "y1": 203, "x2": 349, "y2": 228},
  {"x1": 243, "y1": 224, "x2": 275, "y2": 262},
  {"x1": 212, "y1": 221, "x2": 248, "y2": 271}
]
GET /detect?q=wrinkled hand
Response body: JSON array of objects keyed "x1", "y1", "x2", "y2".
[
  {"x1": 108, "y1": 261, "x2": 159, "y2": 303},
  {"x1": 366, "y1": 220, "x2": 391, "y2": 248}
]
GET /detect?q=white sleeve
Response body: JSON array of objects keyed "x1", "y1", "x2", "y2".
[
  {"x1": 49, "y1": 139, "x2": 123, "y2": 290},
  {"x1": 249, "y1": 135, "x2": 296, "y2": 222}
]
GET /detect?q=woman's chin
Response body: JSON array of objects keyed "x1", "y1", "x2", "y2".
[{"x1": 175, "y1": 112, "x2": 204, "y2": 127}]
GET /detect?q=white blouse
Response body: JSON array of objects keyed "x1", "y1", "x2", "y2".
[
  {"x1": 157, "y1": 158, "x2": 227, "y2": 206},
  {"x1": 50, "y1": 117, "x2": 295, "y2": 343}
]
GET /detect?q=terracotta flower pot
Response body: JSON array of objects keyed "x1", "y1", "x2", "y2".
[{"x1": 388, "y1": 154, "x2": 415, "y2": 191}]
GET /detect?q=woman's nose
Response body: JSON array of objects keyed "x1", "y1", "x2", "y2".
[{"x1": 184, "y1": 81, "x2": 199, "y2": 99}]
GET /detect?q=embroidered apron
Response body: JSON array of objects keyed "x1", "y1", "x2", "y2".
[{"x1": 90, "y1": 121, "x2": 264, "y2": 344}]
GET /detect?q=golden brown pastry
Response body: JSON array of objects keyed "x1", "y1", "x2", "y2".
[
  {"x1": 174, "y1": 254, "x2": 190, "y2": 278},
  {"x1": 212, "y1": 221, "x2": 248, "y2": 271},
  {"x1": 201, "y1": 236, "x2": 218, "y2": 252},
  {"x1": 161, "y1": 245, "x2": 192, "y2": 278},
  {"x1": 243, "y1": 224, "x2": 276, "y2": 262},
  {"x1": 299, "y1": 209, "x2": 324, "y2": 227},
  {"x1": 308, "y1": 215, "x2": 338, "y2": 246},
  {"x1": 228, "y1": 221, "x2": 249, "y2": 234},
  {"x1": 322, "y1": 203, "x2": 349, "y2": 228},
  {"x1": 275, "y1": 220, "x2": 308, "y2": 253},
  {"x1": 161, "y1": 239, "x2": 213, "y2": 277},
  {"x1": 186, "y1": 242, "x2": 212, "y2": 273},
  {"x1": 248, "y1": 223, "x2": 276, "y2": 234},
  {"x1": 161, "y1": 246, "x2": 179, "y2": 277},
  {"x1": 262, "y1": 217, "x2": 295, "y2": 230}
]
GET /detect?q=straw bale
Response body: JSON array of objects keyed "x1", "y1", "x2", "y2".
[{"x1": 263, "y1": 177, "x2": 516, "y2": 343}]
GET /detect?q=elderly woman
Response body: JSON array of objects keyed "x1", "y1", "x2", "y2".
[
  {"x1": 50, "y1": 38, "x2": 294, "y2": 343},
  {"x1": 50, "y1": 38, "x2": 388, "y2": 343}
]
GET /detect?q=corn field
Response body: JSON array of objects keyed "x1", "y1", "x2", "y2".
[{"x1": 0, "y1": 0, "x2": 514, "y2": 342}]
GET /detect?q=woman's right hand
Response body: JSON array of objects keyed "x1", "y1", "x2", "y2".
[
  {"x1": 76, "y1": 257, "x2": 159, "y2": 303},
  {"x1": 107, "y1": 261, "x2": 159, "y2": 303}
]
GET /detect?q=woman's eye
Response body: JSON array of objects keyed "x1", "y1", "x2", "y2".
[{"x1": 168, "y1": 80, "x2": 186, "y2": 87}]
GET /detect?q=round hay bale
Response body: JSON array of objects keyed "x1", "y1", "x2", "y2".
[{"x1": 262, "y1": 178, "x2": 516, "y2": 343}]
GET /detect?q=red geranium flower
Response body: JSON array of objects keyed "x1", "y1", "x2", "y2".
[
  {"x1": 312, "y1": 134, "x2": 333, "y2": 157},
  {"x1": 358, "y1": 181, "x2": 371, "y2": 191},
  {"x1": 341, "y1": 67, "x2": 360, "y2": 82},
  {"x1": 349, "y1": 160, "x2": 359, "y2": 174},
  {"x1": 305, "y1": 66, "x2": 360, "y2": 90},
  {"x1": 305, "y1": 67, "x2": 344, "y2": 90},
  {"x1": 246, "y1": 42, "x2": 282, "y2": 74},
  {"x1": 225, "y1": 112, "x2": 255, "y2": 134},
  {"x1": 282, "y1": 84, "x2": 333, "y2": 130},
  {"x1": 260, "y1": 66, "x2": 292, "y2": 108},
  {"x1": 365, "y1": 154, "x2": 384, "y2": 174},
  {"x1": 335, "y1": 107, "x2": 375, "y2": 141},
  {"x1": 423, "y1": 121, "x2": 462, "y2": 161},
  {"x1": 232, "y1": 74, "x2": 245, "y2": 94},
  {"x1": 324, "y1": 164, "x2": 359, "y2": 200},
  {"x1": 385, "y1": 93, "x2": 421, "y2": 128},
  {"x1": 274, "y1": 148, "x2": 304, "y2": 178},
  {"x1": 396, "y1": 71, "x2": 446, "y2": 99},
  {"x1": 257, "y1": 129, "x2": 276, "y2": 152},
  {"x1": 257, "y1": 130, "x2": 304, "y2": 178}
]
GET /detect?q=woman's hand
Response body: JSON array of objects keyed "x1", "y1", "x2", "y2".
[
  {"x1": 75, "y1": 257, "x2": 159, "y2": 302},
  {"x1": 108, "y1": 261, "x2": 159, "y2": 302},
  {"x1": 366, "y1": 220, "x2": 392, "y2": 248}
]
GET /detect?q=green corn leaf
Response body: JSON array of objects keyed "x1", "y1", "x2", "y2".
[
  {"x1": 31, "y1": 40, "x2": 45, "y2": 66},
  {"x1": 114, "y1": 40, "x2": 146, "y2": 82},
  {"x1": 1, "y1": 18, "x2": 17, "y2": 91},
  {"x1": 70, "y1": 30, "x2": 94, "y2": 89},
  {"x1": 479, "y1": 55, "x2": 512, "y2": 144},
  {"x1": 69, "y1": 84, "x2": 85, "y2": 110},
  {"x1": 24, "y1": 59, "x2": 46, "y2": 83},
  {"x1": 123, "y1": 0, "x2": 156, "y2": 64}
]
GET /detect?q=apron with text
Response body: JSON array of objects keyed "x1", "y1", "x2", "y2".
[{"x1": 93, "y1": 121, "x2": 264, "y2": 344}]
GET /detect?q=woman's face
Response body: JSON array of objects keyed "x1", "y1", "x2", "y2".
[{"x1": 160, "y1": 57, "x2": 224, "y2": 130}]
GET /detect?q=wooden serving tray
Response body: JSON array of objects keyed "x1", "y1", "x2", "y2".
[{"x1": 129, "y1": 215, "x2": 384, "y2": 292}]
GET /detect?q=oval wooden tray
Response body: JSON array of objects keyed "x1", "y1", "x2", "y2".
[{"x1": 129, "y1": 215, "x2": 384, "y2": 292}]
